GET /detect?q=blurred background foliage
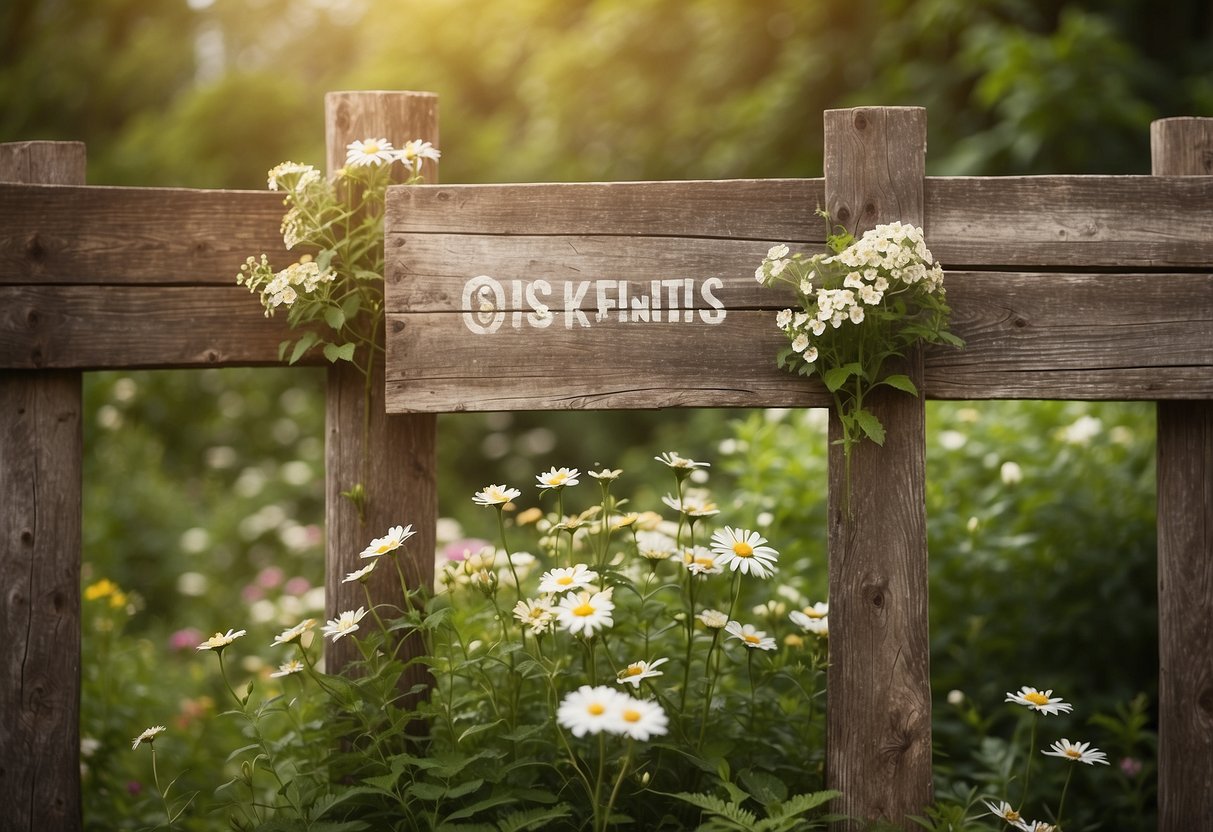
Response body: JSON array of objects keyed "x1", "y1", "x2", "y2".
[{"x1": 4, "y1": 0, "x2": 1204, "y2": 826}]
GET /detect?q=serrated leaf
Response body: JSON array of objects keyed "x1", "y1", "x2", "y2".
[
  {"x1": 408, "y1": 781, "x2": 447, "y2": 801},
  {"x1": 880, "y1": 373, "x2": 919, "y2": 396},
  {"x1": 496, "y1": 805, "x2": 574, "y2": 832},
  {"x1": 855, "y1": 409, "x2": 886, "y2": 445},
  {"x1": 443, "y1": 794, "x2": 519, "y2": 822},
  {"x1": 323, "y1": 341, "x2": 356, "y2": 363},
  {"x1": 739, "y1": 769, "x2": 787, "y2": 808}
]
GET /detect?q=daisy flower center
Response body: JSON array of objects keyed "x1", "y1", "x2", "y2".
[
  {"x1": 364, "y1": 142, "x2": 381, "y2": 154},
  {"x1": 1005, "y1": 810, "x2": 1020, "y2": 821},
  {"x1": 1024, "y1": 692, "x2": 1050, "y2": 706},
  {"x1": 556, "y1": 576, "x2": 574, "y2": 586},
  {"x1": 587, "y1": 703, "x2": 605, "y2": 716},
  {"x1": 743, "y1": 634, "x2": 761, "y2": 645},
  {"x1": 732, "y1": 542, "x2": 754, "y2": 558},
  {"x1": 625, "y1": 667, "x2": 643, "y2": 677},
  {"x1": 573, "y1": 603, "x2": 596, "y2": 617},
  {"x1": 1065, "y1": 748, "x2": 1081, "y2": 759},
  {"x1": 549, "y1": 472, "x2": 567, "y2": 484},
  {"x1": 622, "y1": 709, "x2": 641, "y2": 723}
]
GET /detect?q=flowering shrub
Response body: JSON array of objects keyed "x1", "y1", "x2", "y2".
[
  {"x1": 755, "y1": 217, "x2": 962, "y2": 464},
  {"x1": 127, "y1": 453, "x2": 839, "y2": 830},
  {"x1": 236, "y1": 138, "x2": 438, "y2": 377}
]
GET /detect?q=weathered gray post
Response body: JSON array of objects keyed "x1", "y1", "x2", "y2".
[
  {"x1": 1151, "y1": 116, "x2": 1213, "y2": 831},
  {"x1": 323, "y1": 92, "x2": 440, "y2": 679},
  {"x1": 0, "y1": 140, "x2": 87, "y2": 829},
  {"x1": 823, "y1": 107, "x2": 933, "y2": 828}
]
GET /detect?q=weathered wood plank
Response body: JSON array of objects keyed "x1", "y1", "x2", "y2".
[
  {"x1": 1152, "y1": 115, "x2": 1213, "y2": 832},
  {"x1": 0, "y1": 184, "x2": 287, "y2": 284},
  {"x1": 383, "y1": 271, "x2": 1213, "y2": 411},
  {"x1": 386, "y1": 175, "x2": 1213, "y2": 269},
  {"x1": 0, "y1": 286, "x2": 317, "y2": 370},
  {"x1": 387, "y1": 179, "x2": 829, "y2": 240},
  {"x1": 822, "y1": 106, "x2": 932, "y2": 830},
  {"x1": 0, "y1": 141, "x2": 83, "y2": 832},
  {"x1": 925, "y1": 175, "x2": 1213, "y2": 268},
  {"x1": 324, "y1": 91, "x2": 439, "y2": 685}
]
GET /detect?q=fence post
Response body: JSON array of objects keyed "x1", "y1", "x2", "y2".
[
  {"x1": 1151, "y1": 116, "x2": 1213, "y2": 831},
  {"x1": 0, "y1": 141, "x2": 87, "y2": 831},
  {"x1": 323, "y1": 92, "x2": 439, "y2": 681},
  {"x1": 823, "y1": 107, "x2": 932, "y2": 828}
]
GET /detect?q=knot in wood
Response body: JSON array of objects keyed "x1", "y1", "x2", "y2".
[
  {"x1": 836, "y1": 206, "x2": 852, "y2": 225},
  {"x1": 853, "y1": 111, "x2": 869, "y2": 131},
  {"x1": 26, "y1": 232, "x2": 45, "y2": 260},
  {"x1": 1199, "y1": 685, "x2": 1213, "y2": 716},
  {"x1": 862, "y1": 575, "x2": 889, "y2": 611}
]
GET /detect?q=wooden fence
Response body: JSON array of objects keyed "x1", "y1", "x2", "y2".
[{"x1": 0, "y1": 92, "x2": 1209, "y2": 830}]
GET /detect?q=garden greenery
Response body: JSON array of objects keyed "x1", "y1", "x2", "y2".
[{"x1": 755, "y1": 217, "x2": 962, "y2": 486}]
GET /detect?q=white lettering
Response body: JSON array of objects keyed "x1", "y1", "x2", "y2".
[
  {"x1": 699, "y1": 277, "x2": 727, "y2": 324},
  {"x1": 565, "y1": 281, "x2": 591, "y2": 328},
  {"x1": 461, "y1": 275, "x2": 506, "y2": 335},
  {"x1": 526, "y1": 280, "x2": 553, "y2": 328}
]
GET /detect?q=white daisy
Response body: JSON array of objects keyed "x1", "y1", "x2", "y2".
[
  {"x1": 616, "y1": 657, "x2": 669, "y2": 688},
  {"x1": 661, "y1": 492, "x2": 720, "y2": 517},
  {"x1": 360, "y1": 525, "x2": 416, "y2": 559},
  {"x1": 323, "y1": 607, "x2": 368, "y2": 642},
  {"x1": 1042, "y1": 739, "x2": 1109, "y2": 766},
  {"x1": 556, "y1": 685, "x2": 624, "y2": 737},
  {"x1": 473, "y1": 484, "x2": 521, "y2": 507},
  {"x1": 556, "y1": 589, "x2": 615, "y2": 637},
  {"x1": 789, "y1": 609, "x2": 829, "y2": 637},
  {"x1": 725, "y1": 621, "x2": 777, "y2": 650},
  {"x1": 397, "y1": 139, "x2": 440, "y2": 173},
  {"x1": 635, "y1": 530, "x2": 677, "y2": 561},
  {"x1": 131, "y1": 725, "x2": 166, "y2": 750},
  {"x1": 512, "y1": 598, "x2": 555, "y2": 635},
  {"x1": 345, "y1": 138, "x2": 396, "y2": 167},
  {"x1": 612, "y1": 696, "x2": 669, "y2": 741},
  {"x1": 1014, "y1": 822, "x2": 1056, "y2": 832},
  {"x1": 270, "y1": 659, "x2": 304, "y2": 678},
  {"x1": 1005, "y1": 686, "x2": 1073, "y2": 716},
  {"x1": 654, "y1": 451, "x2": 710, "y2": 471},
  {"x1": 981, "y1": 799, "x2": 1022, "y2": 823},
  {"x1": 197, "y1": 628, "x2": 246, "y2": 651},
  {"x1": 343, "y1": 560, "x2": 377, "y2": 583},
  {"x1": 588, "y1": 468, "x2": 622, "y2": 480},
  {"x1": 537, "y1": 563, "x2": 599, "y2": 594},
  {"x1": 696, "y1": 608, "x2": 729, "y2": 629},
  {"x1": 682, "y1": 546, "x2": 723, "y2": 576},
  {"x1": 536, "y1": 467, "x2": 580, "y2": 489},
  {"x1": 271, "y1": 619, "x2": 315, "y2": 647},
  {"x1": 710, "y1": 527, "x2": 779, "y2": 578}
]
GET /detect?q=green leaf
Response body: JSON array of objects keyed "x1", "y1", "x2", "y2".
[
  {"x1": 322, "y1": 341, "x2": 356, "y2": 363},
  {"x1": 443, "y1": 794, "x2": 519, "y2": 822},
  {"x1": 407, "y1": 781, "x2": 447, "y2": 802},
  {"x1": 288, "y1": 331, "x2": 319, "y2": 365},
  {"x1": 278, "y1": 339, "x2": 292, "y2": 361},
  {"x1": 458, "y1": 719, "x2": 505, "y2": 744},
  {"x1": 880, "y1": 373, "x2": 919, "y2": 396},
  {"x1": 855, "y1": 409, "x2": 886, "y2": 445},
  {"x1": 496, "y1": 805, "x2": 574, "y2": 832},
  {"x1": 739, "y1": 769, "x2": 787, "y2": 808},
  {"x1": 823, "y1": 366, "x2": 854, "y2": 392},
  {"x1": 324, "y1": 306, "x2": 346, "y2": 330},
  {"x1": 341, "y1": 293, "x2": 363, "y2": 320}
]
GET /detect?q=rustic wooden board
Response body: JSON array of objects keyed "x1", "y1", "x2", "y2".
[
  {"x1": 0, "y1": 286, "x2": 315, "y2": 369},
  {"x1": 388, "y1": 179, "x2": 829, "y2": 240},
  {"x1": 0, "y1": 183, "x2": 287, "y2": 284},
  {"x1": 387, "y1": 175, "x2": 1213, "y2": 270},
  {"x1": 926, "y1": 175, "x2": 1213, "y2": 268},
  {"x1": 384, "y1": 271, "x2": 1213, "y2": 411}
]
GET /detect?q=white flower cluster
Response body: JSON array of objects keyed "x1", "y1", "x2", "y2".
[
  {"x1": 344, "y1": 138, "x2": 441, "y2": 174},
  {"x1": 759, "y1": 222, "x2": 944, "y2": 364},
  {"x1": 237, "y1": 254, "x2": 336, "y2": 316}
]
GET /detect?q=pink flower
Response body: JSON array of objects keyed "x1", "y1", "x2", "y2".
[
  {"x1": 283, "y1": 576, "x2": 311, "y2": 596},
  {"x1": 168, "y1": 627, "x2": 203, "y2": 652},
  {"x1": 241, "y1": 584, "x2": 264, "y2": 603},
  {"x1": 256, "y1": 566, "x2": 285, "y2": 589},
  {"x1": 444, "y1": 539, "x2": 489, "y2": 562}
]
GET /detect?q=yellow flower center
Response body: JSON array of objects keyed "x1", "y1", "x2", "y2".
[
  {"x1": 732, "y1": 542, "x2": 754, "y2": 558},
  {"x1": 376, "y1": 543, "x2": 393, "y2": 554},
  {"x1": 556, "y1": 576, "x2": 574, "y2": 586},
  {"x1": 364, "y1": 142, "x2": 380, "y2": 154},
  {"x1": 625, "y1": 666, "x2": 644, "y2": 677},
  {"x1": 549, "y1": 472, "x2": 567, "y2": 485},
  {"x1": 622, "y1": 709, "x2": 641, "y2": 723},
  {"x1": 1005, "y1": 809, "x2": 1020, "y2": 821},
  {"x1": 804, "y1": 608, "x2": 826, "y2": 618},
  {"x1": 1024, "y1": 692, "x2": 1050, "y2": 706},
  {"x1": 588, "y1": 703, "x2": 605, "y2": 716},
  {"x1": 1065, "y1": 748, "x2": 1081, "y2": 759},
  {"x1": 573, "y1": 603, "x2": 596, "y2": 617},
  {"x1": 743, "y1": 634, "x2": 761, "y2": 645},
  {"x1": 694, "y1": 556, "x2": 714, "y2": 567}
]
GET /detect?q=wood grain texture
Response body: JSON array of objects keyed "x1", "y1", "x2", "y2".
[
  {"x1": 0, "y1": 141, "x2": 83, "y2": 831},
  {"x1": 1152, "y1": 116, "x2": 1213, "y2": 832},
  {"x1": 823, "y1": 107, "x2": 932, "y2": 829},
  {"x1": 0, "y1": 286, "x2": 315, "y2": 370},
  {"x1": 324, "y1": 92, "x2": 439, "y2": 683},
  {"x1": 382, "y1": 271, "x2": 1213, "y2": 412},
  {"x1": 0, "y1": 184, "x2": 287, "y2": 284}
]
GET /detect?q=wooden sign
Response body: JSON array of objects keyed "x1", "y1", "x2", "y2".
[{"x1": 383, "y1": 175, "x2": 1213, "y2": 412}]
